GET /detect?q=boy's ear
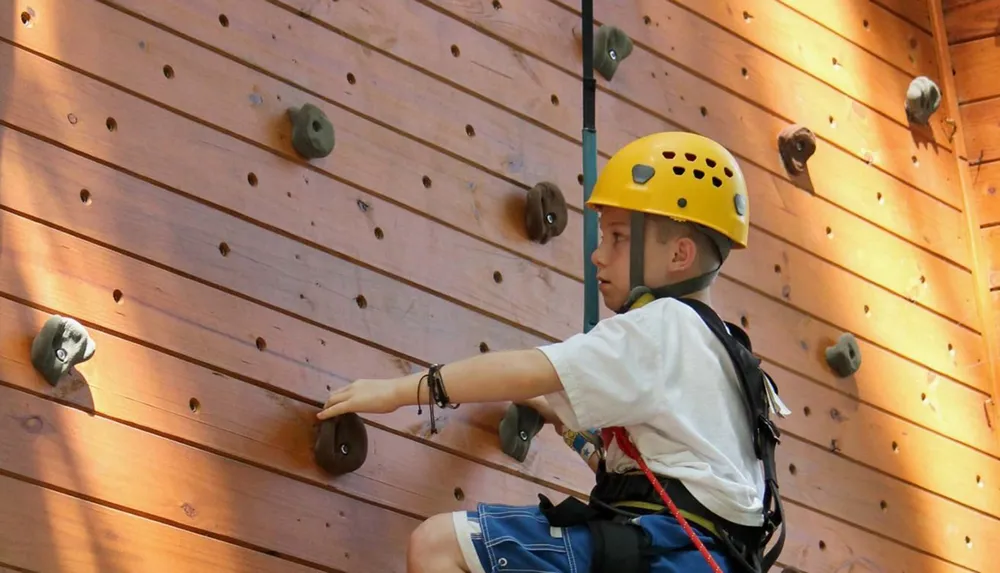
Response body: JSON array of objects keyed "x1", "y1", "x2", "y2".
[{"x1": 669, "y1": 236, "x2": 699, "y2": 272}]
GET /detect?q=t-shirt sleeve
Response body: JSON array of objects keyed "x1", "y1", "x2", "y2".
[{"x1": 537, "y1": 302, "x2": 673, "y2": 431}]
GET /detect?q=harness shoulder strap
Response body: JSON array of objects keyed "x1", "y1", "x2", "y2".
[{"x1": 671, "y1": 298, "x2": 786, "y2": 572}]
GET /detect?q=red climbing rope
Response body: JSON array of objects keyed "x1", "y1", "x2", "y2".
[{"x1": 603, "y1": 427, "x2": 725, "y2": 573}]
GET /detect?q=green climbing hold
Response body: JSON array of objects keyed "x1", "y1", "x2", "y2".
[
  {"x1": 314, "y1": 412, "x2": 368, "y2": 475},
  {"x1": 499, "y1": 403, "x2": 544, "y2": 462},
  {"x1": 30, "y1": 315, "x2": 96, "y2": 386},
  {"x1": 288, "y1": 103, "x2": 335, "y2": 159},
  {"x1": 593, "y1": 24, "x2": 633, "y2": 81},
  {"x1": 825, "y1": 332, "x2": 862, "y2": 377}
]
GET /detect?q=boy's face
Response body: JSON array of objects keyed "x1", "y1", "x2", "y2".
[{"x1": 591, "y1": 206, "x2": 699, "y2": 310}]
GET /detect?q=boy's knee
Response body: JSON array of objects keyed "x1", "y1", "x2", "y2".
[{"x1": 407, "y1": 513, "x2": 467, "y2": 572}]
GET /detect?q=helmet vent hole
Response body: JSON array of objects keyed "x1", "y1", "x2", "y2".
[
  {"x1": 705, "y1": 158, "x2": 717, "y2": 168},
  {"x1": 712, "y1": 177, "x2": 723, "y2": 188},
  {"x1": 673, "y1": 166, "x2": 686, "y2": 175},
  {"x1": 685, "y1": 152, "x2": 697, "y2": 162},
  {"x1": 663, "y1": 151, "x2": 676, "y2": 159},
  {"x1": 724, "y1": 167, "x2": 734, "y2": 178},
  {"x1": 693, "y1": 169, "x2": 705, "y2": 179}
]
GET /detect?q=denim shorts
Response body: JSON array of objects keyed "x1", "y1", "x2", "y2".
[{"x1": 452, "y1": 501, "x2": 735, "y2": 573}]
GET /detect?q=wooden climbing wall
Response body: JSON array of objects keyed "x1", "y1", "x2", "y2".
[{"x1": 0, "y1": 0, "x2": 996, "y2": 571}]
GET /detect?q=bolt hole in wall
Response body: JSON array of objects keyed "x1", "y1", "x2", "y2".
[
  {"x1": 218, "y1": 14, "x2": 229, "y2": 27},
  {"x1": 189, "y1": 397, "x2": 201, "y2": 413},
  {"x1": 422, "y1": 175, "x2": 432, "y2": 188},
  {"x1": 465, "y1": 124, "x2": 475, "y2": 137},
  {"x1": 20, "y1": 10, "x2": 33, "y2": 28},
  {"x1": 451, "y1": 44, "x2": 461, "y2": 57},
  {"x1": 106, "y1": 117, "x2": 118, "y2": 132},
  {"x1": 479, "y1": 342, "x2": 490, "y2": 353},
  {"x1": 551, "y1": 94, "x2": 560, "y2": 106},
  {"x1": 492, "y1": 0, "x2": 502, "y2": 9},
  {"x1": 454, "y1": 487, "x2": 465, "y2": 501},
  {"x1": 493, "y1": 271, "x2": 503, "y2": 284},
  {"x1": 803, "y1": 406, "x2": 811, "y2": 416},
  {"x1": 256, "y1": 337, "x2": 267, "y2": 352},
  {"x1": 112, "y1": 289, "x2": 124, "y2": 304},
  {"x1": 80, "y1": 189, "x2": 92, "y2": 205},
  {"x1": 163, "y1": 65, "x2": 175, "y2": 79},
  {"x1": 247, "y1": 172, "x2": 258, "y2": 187},
  {"x1": 355, "y1": 294, "x2": 367, "y2": 309},
  {"x1": 218, "y1": 242, "x2": 231, "y2": 257},
  {"x1": 347, "y1": 72, "x2": 356, "y2": 85},
  {"x1": 373, "y1": 227, "x2": 384, "y2": 240}
]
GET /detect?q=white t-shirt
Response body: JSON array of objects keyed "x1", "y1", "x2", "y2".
[{"x1": 538, "y1": 297, "x2": 766, "y2": 527}]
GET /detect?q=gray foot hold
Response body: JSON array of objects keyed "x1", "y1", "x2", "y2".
[
  {"x1": 499, "y1": 404, "x2": 544, "y2": 462},
  {"x1": 825, "y1": 332, "x2": 862, "y2": 377},
  {"x1": 288, "y1": 103, "x2": 335, "y2": 159},
  {"x1": 30, "y1": 315, "x2": 96, "y2": 386}
]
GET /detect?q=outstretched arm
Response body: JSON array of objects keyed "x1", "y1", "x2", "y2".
[{"x1": 317, "y1": 348, "x2": 562, "y2": 420}]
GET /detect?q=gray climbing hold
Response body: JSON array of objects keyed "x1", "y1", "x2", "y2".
[
  {"x1": 525, "y1": 182, "x2": 568, "y2": 244},
  {"x1": 905, "y1": 76, "x2": 941, "y2": 125},
  {"x1": 288, "y1": 103, "x2": 335, "y2": 159},
  {"x1": 825, "y1": 332, "x2": 862, "y2": 377},
  {"x1": 594, "y1": 25, "x2": 633, "y2": 81},
  {"x1": 499, "y1": 403, "x2": 544, "y2": 462},
  {"x1": 30, "y1": 315, "x2": 96, "y2": 386},
  {"x1": 314, "y1": 412, "x2": 368, "y2": 475}
]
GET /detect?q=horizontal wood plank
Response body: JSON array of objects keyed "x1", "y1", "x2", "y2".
[
  {"x1": 779, "y1": 435, "x2": 1000, "y2": 571},
  {"x1": 0, "y1": 473, "x2": 322, "y2": 573},
  {"x1": 879, "y1": 0, "x2": 934, "y2": 33},
  {"x1": 115, "y1": 0, "x2": 980, "y2": 326},
  {"x1": 415, "y1": 0, "x2": 972, "y2": 264},
  {"x1": 666, "y1": 0, "x2": 952, "y2": 150},
  {"x1": 961, "y1": 97, "x2": 1000, "y2": 162},
  {"x1": 772, "y1": 359, "x2": 1000, "y2": 516},
  {"x1": 0, "y1": 296, "x2": 568, "y2": 519},
  {"x1": 943, "y1": 0, "x2": 1000, "y2": 44},
  {"x1": 777, "y1": 0, "x2": 938, "y2": 78},
  {"x1": 971, "y1": 158, "x2": 1000, "y2": 225},
  {"x1": 0, "y1": 384, "x2": 417, "y2": 572},
  {"x1": 951, "y1": 35, "x2": 1000, "y2": 102},
  {"x1": 0, "y1": 209, "x2": 596, "y2": 497},
  {"x1": 0, "y1": 27, "x2": 591, "y2": 344}
]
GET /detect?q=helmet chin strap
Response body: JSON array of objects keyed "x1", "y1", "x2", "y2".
[{"x1": 616, "y1": 211, "x2": 725, "y2": 314}]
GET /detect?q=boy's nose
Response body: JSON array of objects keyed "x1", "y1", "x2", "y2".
[{"x1": 590, "y1": 241, "x2": 607, "y2": 268}]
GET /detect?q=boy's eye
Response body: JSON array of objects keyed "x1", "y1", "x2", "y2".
[{"x1": 614, "y1": 232, "x2": 627, "y2": 243}]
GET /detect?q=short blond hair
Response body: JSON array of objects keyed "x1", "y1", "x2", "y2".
[{"x1": 649, "y1": 215, "x2": 722, "y2": 274}]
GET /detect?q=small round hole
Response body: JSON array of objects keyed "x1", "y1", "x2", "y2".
[
  {"x1": 773, "y1": 264, "x2": 781, "y2": 273},
  {"x1": 819, "y1": 540, "x2": 827, "y2": 551},
  {"x1": 550, "y1": 94, "x2": 559, "y2": 106},
  {"x1": 374, "y1": 227, "x2": 384, "y2": 240},
  {"x1": 355, "y1": 294, "x2": 367, "y2": 309},
  {"x1": 891, "y1": 441, "x2": 899, "y2": 453},
  {"x1": 740, "y1": 315, "x2": 749, "y2": 329},
  {"x1": 863, "y1": 304, "x2": 870, "y2": 316},
  {"x1": 422, "y1": 175, "x2": 432, "y2": 188},
  {"x1": 911, "y1": 155, "x2": 919, "y2": 167},
  {"x1": 163, "y1": 65, "x2": 175, "y2": 79},
  {"x1": 20, "y1": 11, "x2": 33, "y2": 28},
  {"x1": 825, "y1": 226, "x2": 834, "y2": 239},
  {"x1": 921, "y1": 392, "x2": 928, "y2": 403},
  {"x1": 977, "y1": 475, "x2": 983, "y2": 487},
  {"x1": 829, "y1": 115, "x2": 836, "y2": 128},
  {"x1": 863, "y1": 19, "x2": 869, "y2": 30},
  {"x1": 312, "y1": 120, "x2": 322, "y2": 132},
  {"x1": 189, "y1": 398, "x2": 201, "y2": 413},
  {"x1": 80, "y1": 189, "x2": 92, "y2": 204},
  {"x1": 493, "y1": 271, "x2": 503, "y2": 283},
  {"x1": 451, "y1": 44, "x2": 461, "y2": 57},
  {"x1": 492, "y1": 0, "x2": 502, "y2": 9},
  {"x1": 699, "y1": 106, "x2": 708, "y2": 117},
  {"x1": 113, "y1": 289, "x2": 124, "y2": 304},
  {"x1": 219, "y1": 14, "x2": 229, "y2": 27},
  {"x1": 803, "y1": 406, "x2": 811, "y2": 416},
  {"x1": 788, "y1": 463, "x2": 797, "y2": 475},
  {"x1": 479, "y1": 342, "x2": 490, "y2": 353},
  {"x1": 919, "y1": 275, "x2": 926, "y2": 284},
  {"x1": 966, "y1": 536, "x2": 972, "y2": 548},
  {"x1": 880, "y1": 500, "x2": 888, "y2": 512},
  {"x1": 219, "y1": 242, "x2": 231, "y2": 257},
  {"x1": 877, "y1": 192, "x2": 884, "y2": 204},
  {"x1": 454, "y1": 487, "x2": 465, "y2": 501},
  {"x1": 106, "y1": 117, "x2": 118, "y2": 132},
  {"x1": 247, "y1": 172, "x2": 258, "y2": 187},
  {"x1": 743, "y1": 10, "x2": 753, "y2": 22},
  {"x1": 465, "y1": 124, "x2": 475, "y2": 137},
  {"x1": 256, "y1": 337, "x2": 267, "y2": 351},
  {"x1": 741, "y1": 67, "x2": 749, "y2": 79},
  {"x1": 346, "y1": 72, "x2": 356, "y2": 84}
]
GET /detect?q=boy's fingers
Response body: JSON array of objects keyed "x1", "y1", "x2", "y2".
[{"x1": 317, "y1": 400, "x2": 347, "y2": 420}]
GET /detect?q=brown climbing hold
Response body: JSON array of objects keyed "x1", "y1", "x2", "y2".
[
  {"x1": 314, "y1": 412, "x2": 368, "y2": 475},
  {"x1": 524, "y1": 182, "x2": 567, "y2": 244},
  {"x1": 825, "y1": 332, "x2": 862, "y2": 377},
  {"x1": 777, "y1": 124, "x2": 816, "y2": 175}
]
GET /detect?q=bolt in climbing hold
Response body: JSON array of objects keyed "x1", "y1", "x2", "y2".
[
  {"x1": 777, "y1": 124, "x2": 816, "y2": 175},
  {"x1": 905, "y1": 76, "x2": 941, "y2": 125},
  {"x1": 287, "y1": 103, "x2": 335, "y2": 159},
  {"x1": 524, "y1": 181, "x2": 568, "y2": 244},
  {"x1": 30, "y1": 315, "x2": 97, "y2": 386},
  {"x1": 824, "y1": 332, "x2": 862, "y2": 377},
  {"x1": 593, "y1": 24, "x2": 633, "y2": 81},
  {"x1": 499, "y1": 404, "x2": 544, "y2": 462},
  {"x1": 314, "y1": 412, "x2": 368, "y2": 475}
]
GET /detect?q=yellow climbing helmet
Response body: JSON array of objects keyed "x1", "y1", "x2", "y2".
[{"x1": 587, "y1": 131, "x2": 749, "y2": 250}]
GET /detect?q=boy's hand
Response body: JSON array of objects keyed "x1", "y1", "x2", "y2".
[{"x1": 317, "y1": 377, "x2": 407, "y2": 420}]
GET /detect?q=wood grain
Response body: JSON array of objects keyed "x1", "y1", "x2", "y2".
[
  {"x1": 0, "y1": 384, "x2": 417, "y2": 573},
  {"x1": 951, "y1": 35, "x2": 1000, "y2": 102},
  {"x1": 110, "y1": 0, "x2": 980, "y2": 326},
  {"x1": 980, "y1": 224, "x2": 1000, "y2": 288},
  {"x1": 961, "y1": 96, "x2": 1000, "y2": 162},
  {"x1": 0, "y1": 473, "x2": 323, "y2": 573},
  {"x1": 416, "y1": 0, "x2": 972, "y2": 263},
  {"x1": 943, "y1": 0, "x2": 1000, "y2": 44},
  {"x1": 878, "y1": 0, "x2": 934, "y2": 33},
  {"x1": 777, "y1": 0, "x2": 938, "y2": 77},
  {"x1": 969, "y1": 159, "x2": 1000, "y2": 225},
  {"x1": 0, "y1": 296, "x2": 568, "y2": 519}
]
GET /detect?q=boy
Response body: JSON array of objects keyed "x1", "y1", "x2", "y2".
[{"x1": 317, "y1": 132, "x2": 787, "y2": 573}]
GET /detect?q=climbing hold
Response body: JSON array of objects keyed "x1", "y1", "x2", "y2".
[
  {"x1": 905, "y1": 76, "x2": 941, "y2": 125},
  {"x1": 524, "y1": 182, "x2": 568, "y2": 244},
  {"x1": 287, "y1": 103, "x2": 335, "y2": 159},
  {"x1": 314, "y1": 412, "x2": 368, "y2": 475},
  {"x1": 30, "y1": 315, "x2": 96, "y2": 386},
  {"x1": 498, "y1": 403, "x2": 544, "y2": 462},
  {"x1": 593, "y1": 24, "x2": 633, "y2": 81},
  {"x1": 777, "y1": 124, "x2": 816, "y2": 175},
  {"x1": 824, "y1": 332, "x2": 862, "y2": 377}
]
